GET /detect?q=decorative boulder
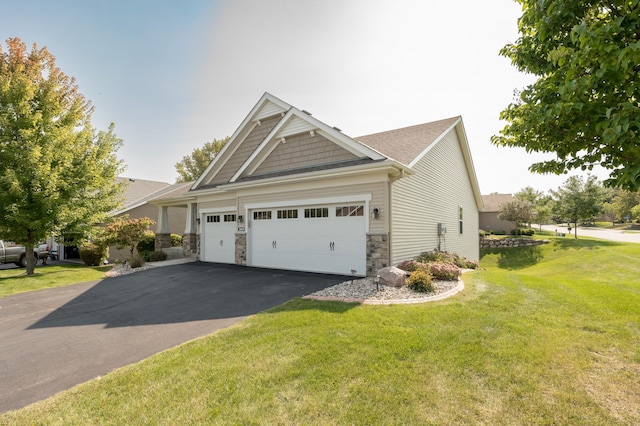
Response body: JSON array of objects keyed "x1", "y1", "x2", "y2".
[{"x1": 377, "y1": 266, "x2": 406, "y2": 287}]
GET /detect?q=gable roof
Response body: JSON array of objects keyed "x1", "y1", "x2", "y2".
[
  {"x1": 481, "y1": 193, "x2": 513, "y2": 212},
  {"x1": 355, "y1": 117, "x2": 461, "y2": 166},
  {"x1": 112, "y1": 177, "x2": 193, "y2": 215},
  {"x1": 189, "y1": 93, "x2": 483, "y2": 209}
]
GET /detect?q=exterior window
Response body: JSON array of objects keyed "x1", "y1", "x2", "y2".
[
  {"x1": 253, "y1": 211, "x2": 272, "y2": 220},
  {"x1": 277, "y1": 209, "x2": 298, "y2": 219},
  {"x1": 224, "y1": 214, "x2": 236, "y2": 222},
  {"x1": 336, "y1": 205, "x2": 364, "y2": 217},
  {"x1": 206, "y1": 215, "x2": 220, "y2": 223},
  {"x1": 304, "y1": 207, "x2": 328, "y2": 218},
  {"x1": 459, "y1": 207, "x2": 463, "y2": 234}
]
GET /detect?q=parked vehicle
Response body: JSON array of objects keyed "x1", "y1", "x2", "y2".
[{"x1": 0, "y1": 240, "x2": 45, "y2": 267}]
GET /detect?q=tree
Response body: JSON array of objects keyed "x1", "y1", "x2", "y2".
[
  {"x1": 104, "y1": 217, "x2": 156, "y2": 258},
  {"x1": 0, "y1": 38, "x2": 124, "y2": 274},
  {"x1": 498, "y1": 199, "x2": 535, "y2": 231},
  {"x1": 611, "y1": 189, "x2": 640, "y2": 222},
  {"x1": 552, "y1": 175, "x2": 606, "y2": 238},
  {"x1": 175, "y1": 137, "x2": 229, "y2": 183},
  {"x1": 492, "y1": 1, "x2": 640, "y2": 191}
]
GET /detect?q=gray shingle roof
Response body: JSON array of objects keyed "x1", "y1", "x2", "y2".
[
  {"x1": 481, "y1": 193, "x2": 513, "y2": 212},
  {"x1": 354, "y1": 116, "x2": 460, "y2": 165}
]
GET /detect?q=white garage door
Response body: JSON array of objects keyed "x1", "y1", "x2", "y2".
[
  {"x1": 249, "y1": 204, "x2": 366, "y2": 276},
  {"x1": 202, "y1": 213, "x2": 236, "y2": 263}
]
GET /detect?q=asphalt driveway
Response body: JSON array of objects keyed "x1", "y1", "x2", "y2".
[{"x1": 0, "y1": 262, "x2": 346, "y2": 413}]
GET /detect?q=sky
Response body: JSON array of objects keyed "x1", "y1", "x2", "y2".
[{"x1": 1, "y1": 0, "x2": 611, "y2": 194}]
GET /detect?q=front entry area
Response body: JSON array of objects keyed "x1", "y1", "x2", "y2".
[
  {"x1": 202, "y1": 212, "x2": 236, "y2": 263},
  {"x1": 248, "y1": 203, "x2": 366, "y2": 276}
]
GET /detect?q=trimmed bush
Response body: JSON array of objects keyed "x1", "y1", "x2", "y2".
[
  {"x1": 397, "y1": 260, "x2": 427, "y2": 272},
  {"x1": 147, "y1": 250, "x2": 168, "y2": 262},
  {"x1": 79, "y1": 243, "x2": 107, "y2": 266},
  {"x1": 136, "y1": 231, "x2": 156, "y2": 253},
  {"x1": 510, "y1": 228, "x2": 535, "y2": 236},
  {"x1": 170, "y1": 234, "x2": 182, "y2": 247},
  {"x1": 407, "y1": 270, "x2": 434, "y2": 293},
  {"x1": 428, "y1": 262, "x2": 461, "y2": 280},
  {"x1": 129, "y1": 254, "x2": 146, "y2": 269}
]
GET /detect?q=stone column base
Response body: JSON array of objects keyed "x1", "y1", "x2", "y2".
[
  {"x1": 182, "y1": 233, "x2": 197, "y2": 256},
  {"x1": 235, "y1": 233, "x2": 247, "y2": 265},
  {"x1": 155, "y1": 233, "x2": 172, "y2": 250},
  {"x1": 367, "y1": 233, "x2": 389, "y2": 276}
]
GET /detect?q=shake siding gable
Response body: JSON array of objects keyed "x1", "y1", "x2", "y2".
[
  {"x1": 253, "y1": 132, "x2": 358, "y2": 175},
  {"x1": 211, "y1": 115, "x2": 281, "y2": 185},
  {"x1": 391, "y1": 128, "x2": 479, "y2": 264}
]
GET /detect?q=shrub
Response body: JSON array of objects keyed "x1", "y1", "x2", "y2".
[
  {"x1": 170, "y1": 234, "x2": 182, "y2": 247},
  {"x1": 416, "y1": 250, "x2": 456, "y2": 264},
  {"x1": 147, "y1": 250, "x2": 168, "y2": 262},
  {"x1": 510, "y1": 228, "x2": 535, "y2": 236},
  {"x1": 492, "y1": 230, "x2": 507, "y2": 235},
  {"x1": 129, "y1": 254, "x2": 146, "y2": 269},
  {"x1": 79, "y1": 243, "x2": 107, "y2": 266},
  {"x1": 397, "y1": 260, "x2": 427, "y2": 272},
  {"x1": 136, "y1": 231, "x2": 156, "y2": 253},
  {"x1": 455, "y1": 256, "x2": 479, "y2": 269},
  {"x1": 428, "y1": 262, "x2": 461, "y2": 280},
  {"x1": 407, "y1": 270, "x2": 434, "y2": 293}
]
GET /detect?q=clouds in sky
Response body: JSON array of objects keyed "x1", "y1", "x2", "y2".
[{"x1": 1, "y1": 0, "x2": 609, "y2": 193}]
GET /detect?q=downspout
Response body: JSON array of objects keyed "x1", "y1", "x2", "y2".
[{"x1": 387, "y1": 169, "x2": 404, "y2": 265}]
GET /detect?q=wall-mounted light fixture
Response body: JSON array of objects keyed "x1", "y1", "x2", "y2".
[
  {"x1": 237, "y1": 215, "x2": 244, "y2": 223},
  {"x1": 196, "y1": 217, "x2": 201, "y2": 224},
  {"x1": 372, "y1": 207, "x2": 380, "y2": 219}
]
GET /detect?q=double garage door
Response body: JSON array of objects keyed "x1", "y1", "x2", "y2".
[{"x1": 202, "y1": 203, "x2": 367, "y2": 276}]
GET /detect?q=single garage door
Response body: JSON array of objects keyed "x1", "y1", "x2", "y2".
[
  {"x1": 249, "y1": 204, "x2": 366, "y2": 276},
  {"x1": 202, "y1": 213, "x2": 236, "y2": 263}
]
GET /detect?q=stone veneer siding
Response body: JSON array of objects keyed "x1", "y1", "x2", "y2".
[
  {"x1": 183, "y1": 233, "x2": 197, "y2": 256},
  {"x1": 235, "y1": 233, "x2": 247, "y2": 265},
  {"x1": 367, "y1": 233, "x2": 389, "y2": 276},
  {"x1": 155, "y1": 233, "x2": 172, "y2": 250}
]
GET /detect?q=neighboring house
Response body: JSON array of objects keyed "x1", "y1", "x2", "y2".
[
  {"x1": 479, "y1": 193, "x2": 514, "y2": 234},
  {"x1": 107, "y1": 177, "x2": 192, "y2": 261},
  {"x1": 152, "y1": 93, "x2": 483, "y2": 276}
]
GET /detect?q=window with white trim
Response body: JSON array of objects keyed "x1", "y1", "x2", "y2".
[
  {"x1": 224, "y1": 214, "x2": 236, "y2": 222},
  {"x1": 336, "y1": 205, "x2": 364, "y2": 217},
  {"x1": 253, "y1": 211, "x2": 272, "y2": 220},
  {"x1": 459, "y1": 206, "x2": 464, "y2": 234},
  {"x1": 304, "y1": 207, "x2": 328, "y2": 218},
  {"x1": 206, "y1": 215, "x2": 220, "y2": 223},
  {"x1": 277, "y1": 209, "x2": 298, "y2": 219}
]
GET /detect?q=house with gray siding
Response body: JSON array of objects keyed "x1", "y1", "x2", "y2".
[{"x1": 152, "y1": 93, "x2": 483, "y2": 276}]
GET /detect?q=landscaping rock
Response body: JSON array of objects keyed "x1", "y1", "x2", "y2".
[{"x1": 377, "y1": 266, "x2": 406, "y2": 287}]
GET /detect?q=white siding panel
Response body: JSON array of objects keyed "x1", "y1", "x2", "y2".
[
  {"x1": 391, "y1": 129, "x2": 479, "y2": 263},
  {"x1": 278, "y1": 116, "x2": 315, "y2": 138},
  {"x1": 255, "y1": 101, "x2": 286, "y2": 121}
]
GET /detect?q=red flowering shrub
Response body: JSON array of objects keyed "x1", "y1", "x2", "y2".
[{"x1": 428, "y1": 262, "x2": 461, "y2": 281}]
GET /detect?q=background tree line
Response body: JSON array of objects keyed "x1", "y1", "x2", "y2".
[{"x1": 499, "y1": 175, "x2": 640, "y2": 239}]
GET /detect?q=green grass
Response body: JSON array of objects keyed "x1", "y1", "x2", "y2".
[
  {"x1": 2, "y1": 237, "x2": 640, "y2": 425},
  {"x1": 0, "y1": 264, "x2": 111, "y2": 298}
]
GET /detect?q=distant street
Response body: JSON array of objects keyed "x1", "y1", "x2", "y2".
[{"x1": 540, "y1": 225, "x2": 640, "y2": 244}]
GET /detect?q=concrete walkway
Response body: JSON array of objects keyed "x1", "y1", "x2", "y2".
[{"x1": 540, "y1": 224, "x2": 640, "y2": 244}]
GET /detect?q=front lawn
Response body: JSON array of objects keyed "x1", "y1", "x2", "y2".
[
  {"x1": 0, "y1": 264, "x2": 111, "y2": 298},
  {"x1": 2, "y1": 237, "x2": 639, "y2": 424}
]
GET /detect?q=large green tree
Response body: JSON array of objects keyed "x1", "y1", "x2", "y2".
[
  {"x1": 552, "y1": 175, "x2": 606, "y2": 238},
  {"x1": 175, "y1": 136, "x2": 229, "y2": 183},
  {"x1": 0, "y1": 38, "x2": 124, "y2": 274},
  {"x1": 493, "y1": 0, "x2": 640, "y2": 190}
]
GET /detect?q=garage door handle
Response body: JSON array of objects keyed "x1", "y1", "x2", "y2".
[
  {"x1": 272, "y1": 240, "x2": 277, "y2": 249},
  {"x1": 329, "y1": 241, "x2": 335, "y2": 251},
  {"x1": 220, "y1": 240, "x2": 223, "y2": 246}
]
